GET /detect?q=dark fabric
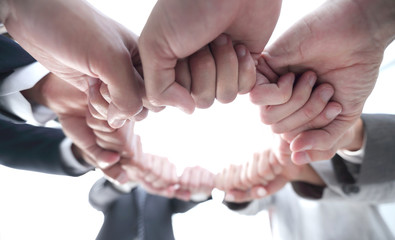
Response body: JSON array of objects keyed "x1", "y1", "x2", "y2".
[
  {"x1": 0, "y1": 35, "x2": 35, "y2": 80},
  {"x1": 91, "y1": 180, "x2": 205, "y2": 240},
  {"x1": 291, "y1": 181, "x2": 324, "y2": 200},
  {"x1": 0, "y1": 118, "x2": 86, "y2": 176},
  {"x1": 331, "y1": 154, "x2": 356, "y2": 185},
  {"x1": 222, "y1": 201, "x2": 252, "y2": 211}
]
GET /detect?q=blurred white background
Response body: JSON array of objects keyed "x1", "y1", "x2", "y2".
[{"x1": 0, "y1": 0, "x2": 394, "y2": 239}]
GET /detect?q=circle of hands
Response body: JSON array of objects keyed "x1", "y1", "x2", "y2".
[{"x1": 6, "y1": 0, "x2": 390, "y2": 202}]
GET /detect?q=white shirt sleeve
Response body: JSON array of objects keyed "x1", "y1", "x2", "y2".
[
  {"x1": 0, "y1": 62, "x2": 56, "y2": 125},
  {"x1": 60, "y1": 138, "x2": 94, "y2": 174},
  {"x1": 336, "y1": 131, "x2": 367, "y2": 164}
]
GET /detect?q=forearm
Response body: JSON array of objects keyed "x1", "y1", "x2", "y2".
[
  {"x1": 354, "y1": 0, "x2": 395, "y2": 47},
  {"x1": 0, "y1": 0, "x2": 11, "y2": 23}
]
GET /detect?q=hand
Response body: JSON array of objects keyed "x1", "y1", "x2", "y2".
[
  {"x1": 175, "y1": 166, "x2": 215, "y2": 201},
  {"x1": 175, "y1": 34, "x2": 257, "y2": 109},
  {"x1": 137, "y1": 154, "x2": 179, "y2": 198},
  {"x1": 261, "y1": 0, "x2": 395, "y2": 163},
  {"x1": 2, "y1": 0, "x2": 146, "y2": 128},
  {"x1": 139, "y1": 0, "x2": 282, "y2": 113}
]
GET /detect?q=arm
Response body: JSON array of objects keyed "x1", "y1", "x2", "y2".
[
  {"x1": 88, "y1": 178, "x2": 133, "y2": 212},
  {"x1": 256, "y1": 0, "x2": 395, "y2": 164},
  {"x1": 1, "y1": 0, "x2": 147, "y2": 127},
  {"x1": 0, "y1": 118, "x2": 90, "y2": 176},
  {"x1": 139, "y1": 0, "x2": 282, "y2": 112}
]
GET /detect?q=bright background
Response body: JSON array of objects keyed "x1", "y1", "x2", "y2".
[{"x1": 1, "y1": 0, "x2": 395, "y2": 239}]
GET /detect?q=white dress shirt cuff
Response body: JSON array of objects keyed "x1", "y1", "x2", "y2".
[
  {"x1": 336, "y1": 132, "x2": 367, "y2": 164},
  {"x1": 0, "y1": 62, "x2": 56, "y2": 125},
  {"x1": 60, "y1": 138, "x2": 93, "y2": 173}
]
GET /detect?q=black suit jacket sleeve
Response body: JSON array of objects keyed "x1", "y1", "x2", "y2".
[
  {"x1": 0, "y1": 35, "x2": 35, "y2": 80},
  {"x1": 0, "y1": 118, "x2": 88, "y2": 176}
]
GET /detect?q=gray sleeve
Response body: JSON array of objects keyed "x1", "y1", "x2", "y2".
[
  {"x1": 88, "y1": 178, "x2": 128, "y2": 212},
  {"x1": 311, "y1": 160, "x2": 395, "y2": 204},
  {"x1": 224, "y1": 196, "x2": 274, "y2": 216},
  {"x1": 358, "y1": 114, "x2": 395, "y2": 184}
]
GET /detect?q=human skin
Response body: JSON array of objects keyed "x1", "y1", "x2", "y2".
[
  {"x1": 139, "y1": 0, "x2": 282, "y2": 113},
  {"x1": 254, "y1": 0, "x2": 395, "y2": 164}
]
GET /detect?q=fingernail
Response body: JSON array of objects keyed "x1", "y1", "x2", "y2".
[
  {"x1": 236, "y1": 46, "x2": 246, "y2": 57},
  {"x1": 320, "y1": 88, "x2": 334, "y2": 102},
  {"x1": 178, "y1": 105, "x2": 194, "y2": 115},
  {"x1": 296, "y1": 151, "x2": 311, "y2": 164},
  {"x1": 257, "y1": 187, "x2": 267, "y2": 197},
  {"x1": 325, "y1": 107, "x2": 342, "y2": 120},
  {"x1": 308, "y1": 73, "x2": 316, "y2": 87},
  {"x1": 225, "y1": 194, "x2": 235, "y2": 202},
  {"x1": 299, "y1": 145, "x2": 312, "y2": 151},
  {"x1": 110, "y1": 118, "x2": 126, "y2": 128},
  {"x1": 214, "y1": 34, "x2": 227, "y2": 46}
]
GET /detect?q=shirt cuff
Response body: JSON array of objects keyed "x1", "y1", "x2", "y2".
[
  {"x1": 190, "y1": 192, "x2": 210, "y2": 202},
  {"x1": 0, "y1": 62, "x2": 55, "y2": 125},
  {"x1": 336, "y1": 131, "x2": 367, "y2": 164},
  {"x1": 60, "y1": 138, "x2": 93, "y2": 174}
]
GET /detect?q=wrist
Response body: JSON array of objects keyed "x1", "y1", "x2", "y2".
[
  {"x1": 354, "y1": 0, "x2": 395, "y2": 48},
  {"x1": 0, "y1": 0, "x2": 11, "y2": 23},
  {"x1": 341, "y1": 118, "x2": 364, "y2": 151}
]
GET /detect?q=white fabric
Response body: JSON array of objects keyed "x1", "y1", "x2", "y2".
[
  {"x1": 0, "y1": 62, "x2": 55, "y2": 125},
  {"x1": 336, "y1": 131, "x2": 367, "y2": 164},
  {"x1": 59, "y1": 138, "x2": 93, "y2": 174},
  {"x1": 0, "y1": 62, "x2": 91, "y2": 173},
  {"x1": 234, "y1": 183, "x2": 395, "y2": 240}
]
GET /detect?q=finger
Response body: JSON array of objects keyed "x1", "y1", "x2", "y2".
[
  {"x1": 180, "y1": 167, "x2": 192, "y2": 188},
  {"x1": 282, "y1": 101, "x2": 342, "y2": 142},
  {"x1": 235, "y1": 44, "x2": 256, "y2": 94},
  {"x1": 250, "y1": 176, "x2": 287, "y2": 197},
  {"x1": 271, "y1": 82, "x2": 334, "y2": 134},
  {"x1": 231, "y1": 165, "x2": 244, "y2": 190},
  {"x1": 102, "y1": 163, "x2": 129, "y2": 184},
  {"x1": 224, "y1": 189, "x2": 255, "y2": 203},
  {"x1": 290, "y1": 118, "x2": 357, "y2": 160},
  {"x1": 224, "y1": 164, "x2": 238, "y2": 191},
  {"x1": 87, "y1": 78, "x2": 109, "y2": 119},
  {"x1": 99, "y1": 83, "x2": 111, "y2": 103},
  {"x1": 98, "y1": 49, "x2": 144, "y2": 128},
  {"x1": 210, "y1": 34, "x2": 238, "y2": 103},
  {"x1": 256, "y1": 151, "x2": 275, "y2": 182},
  {"x1": 247, "y1": 153, "x2": 260, "y2": 185},
  {"x1": 240, "y1": 160, "x2": 253, "y2": 189},
  {"x1": 258, "y1": 71, "x2": 316, "y2": 125},
  {"x1": 291, "y1": 148, "x2": 338, "y2": 165},
  {"x1": 250, "y1": 71, "x2": 295, "y2": 106},
  {"x1": 175, "y1": 58, "x2": 192, "y2": 92},
  {"x1": 139, "y1": 40, "x2": 195, "y2": 114},
  {"x1": 189, "y1": 45, "x2": 216, "y2": 109},
  {"x1": 86, "y1": 110, "x2": 115, "y2": 133},
  {"x1": 269, "y1": 150, "x2": 283, "y2": 175}
]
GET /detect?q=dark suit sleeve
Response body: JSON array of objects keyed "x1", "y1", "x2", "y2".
[
  {"x1": 89, "y1": 178, "x2": 128, "y2": 212},
  {"x1": 358, "y1": 114, "x2": 395, "y2": 184},
  {"x1": 0, "y1": 35, "x2": 35, "y2": 80},
  {"x1": 169, "y1": 196, "x2": 211, "y2": 214},
  {"x1": 0, "y1": 118, "x2": 87, "y2": 176}
]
